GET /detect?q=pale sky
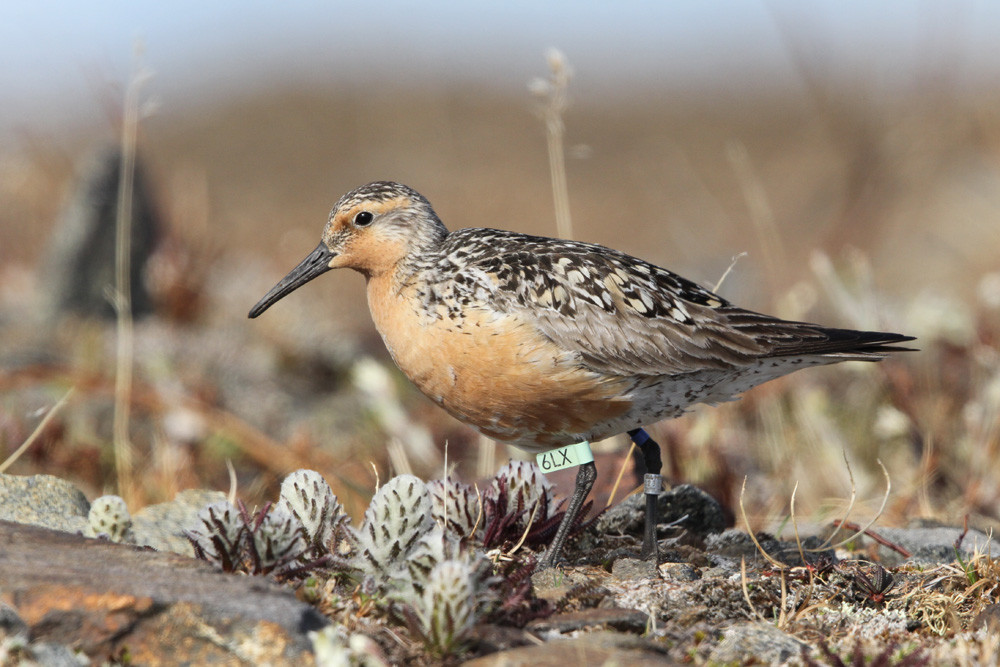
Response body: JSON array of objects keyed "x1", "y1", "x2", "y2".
[{"x1": 2, "y1": 1, "x2": 998, "y2": 130}]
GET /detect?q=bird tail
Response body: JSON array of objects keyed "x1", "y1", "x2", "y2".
[{"x1": 766, "y1": 326, "x2": 917, "y2": 360}]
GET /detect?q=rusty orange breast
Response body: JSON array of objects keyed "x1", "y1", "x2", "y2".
[{"x1": 366, "y1": 271, "x2": 633, "y2": 449}]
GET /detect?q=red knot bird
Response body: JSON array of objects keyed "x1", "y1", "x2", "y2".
[{"x1": 249, "y1": 181, "x2": 915, "y2": 568}]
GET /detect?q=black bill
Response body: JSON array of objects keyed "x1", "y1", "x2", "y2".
[{"x1": 248, "y1": 242, "x2": 336, "y2": 318}]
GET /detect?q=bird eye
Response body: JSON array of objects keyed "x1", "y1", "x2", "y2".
[{"x1": 353, "y1": 211, "x2": 374, "y2": 227}]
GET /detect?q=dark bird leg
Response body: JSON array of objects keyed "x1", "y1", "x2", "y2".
[
  {"x1": 628, "y1": 428, "x2": 663, "y2": 562},
  {"x1": 631, "y1": 445, "x2": 649, "y2": 479},
  {"x1": 540, "y1": 460, "x2": 597, "y2": 569}
]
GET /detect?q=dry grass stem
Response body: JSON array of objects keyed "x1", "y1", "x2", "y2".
[
  {"x1": 387, "y1": 437, "x2": 413, "y2": 477},
  {"x1": 821, "y1": 450, "x2": 860, "y2": 548},
  {"x1": 530, "y1": 48, "x2": 574, "y2": 240},
  {"x1": 226, "y1": 459, "x2": 238, "y2": 505},
  {"x1": 111, "y1": 47, "x2": 155, "y2": 505},
  {"x1": 508, "y1": 500, "x2": 541, "y2": 557},
  {"x1": 739, "y1": 476, "x2": 786, "y2": 570},
  {"x1": 476, "y1": 434, "x2": 496, "y2": 480},
  {"x1": 790, "y1": 481, "x2": 806, "y2": 565},
  {"x1": 440, "y1": 443, "x2": 451, "y2": 531},
  {"x1": 818, "y1": 459, "x2": 892, "y2": 552},
  {"x1": 606, "y1": 441, "x2": 636, "y2": 508},
  {"x1": 469, "y1": 484, "x2": 484, "y2": 540},
  {"x1": 0, "y1": 388, "x2": 74, "y2": 474},
  {"x1": 713, "y1": 251, "x2": 749, "y2": 293},
  {"x1": 740, "y1": 557, "x2": 765, "y2": 622},
  {"x1": 777, "y1": 569, "x2": 788, "y2": 628}
]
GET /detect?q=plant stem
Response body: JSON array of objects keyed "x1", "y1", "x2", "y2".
[{"x1": 112, "y1": 56, "x2": 144, "y2": 505}]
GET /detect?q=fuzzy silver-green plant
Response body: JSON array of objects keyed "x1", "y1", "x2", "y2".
[
  {"x1": 186, "y1": 500, "x2": 310, "y2": 576},
  {"x1": 404, "y1": 524, "x2": 461, "y2": 597},
  {"x1": 277, "y1": 469, "x2": 349, "y2": 554},
  {"x1": 85, "y1": 494, "x2": 134, "y2": 543},
  {"x1": 247, "y1": 505, "x2": 308, "y2": 573},
  {"x1": 427, "y1": 478, "x2": 480, "y2": 539},
  {"x1": 310, "y1": 624, "x2": 388, "y2": 667},
  {"x1": 390, "y1": 522, "x2": 494, "y2": 616},
  {"x1": 416, "y1": 558, "x2": 483, "y2": 656},
  {"x1": 186, "y1": 500, "x2": 246, "y2": 570},
  {"x1": 488, "y1": 460, "x2": 557, "y2": 524},
  {"x1": 352, "y1": 474, "x2": 434, "y2": 578}
]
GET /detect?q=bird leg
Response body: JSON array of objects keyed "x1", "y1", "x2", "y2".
[
  {"x1": 628, "y1": 428, "x2": 663, "y2": 562},
  {"x1": 540, "y1": 460, "x2": 597, "y2": 569}
]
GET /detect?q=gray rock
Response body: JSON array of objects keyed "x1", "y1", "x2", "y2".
[
  {"x1": 705, "y1": 529, "x2": 836, "y2": 569},
  {"x1": 705, "y1": 528, "x2": 766, "y2": 559},
  {"x1": 611, "y1": 557, "x2": 658, "y2": 581},
  {"x1": 465, "y1": 631, "x2": 669, "y2": 667},
  {"x1": 0, "y1": 521, "x2": 326, "y2": 664},
  {"x1": 700, "y1": 565, "x2": 734, "y2": 579},
  {"x1": 26, "y1": 642, "x2": 87, "y2": 666},
  {"x1": 709, "y1": 622, "x2": 809, "y2": 664},
  {"x1": 0, "y1": 604, "x2": 82, "y2": 666},
  {"x1": 868, "y1": 526, "x2": 994, "y2": 568},
  {"x1": 0, "y1": 474, "x2": 89, "y2": 533},
  {"x1": 657, "y1": 562, "x2": 699, "y2": 582},
  {"x1": 597, "y1": 484, "x2": 725, "y2": 538},
  {"x1": 527, "y1": 608, "x2": 650, "y2": 634},
  {"x1": 0, "y1": 602, "x2": 28, "y2": 638},
  {"x1": 132, "y1": 488, "x2": 228, "y2": 555}
]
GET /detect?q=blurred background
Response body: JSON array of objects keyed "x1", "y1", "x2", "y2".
[{"x1": 1, "y1": 1, "x2": 998, "y2": 530}]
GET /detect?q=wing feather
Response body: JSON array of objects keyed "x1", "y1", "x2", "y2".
[{"x1": 430, "y1": 229, "x2": 913, "y2": 378}]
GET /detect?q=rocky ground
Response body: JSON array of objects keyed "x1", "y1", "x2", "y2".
[
  {"x1": 3, "y1": 81, "x2": 1000, "y2": 666},
  {"x1": 1, "y1": 470, "x2": 998, "y2": 666}
]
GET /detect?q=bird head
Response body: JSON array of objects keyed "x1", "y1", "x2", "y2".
[{"x1": 248, "y1": 181, "x2": 446, "y2": 318}]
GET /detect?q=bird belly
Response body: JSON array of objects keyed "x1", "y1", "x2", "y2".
[{"x1": 367, "y1": 279, "x2": 639, "y2": 450}]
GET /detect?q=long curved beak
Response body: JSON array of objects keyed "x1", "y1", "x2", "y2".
[{"x1": 248, "y1": 242, "x2": 336, "y2": 318}]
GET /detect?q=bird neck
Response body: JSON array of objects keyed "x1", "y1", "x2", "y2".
[{"x1": 391, "y1": 225, "x2": 449, "y2": 283}]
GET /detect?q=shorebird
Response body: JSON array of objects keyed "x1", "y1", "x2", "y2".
[{"x1": 249, "y1": 181, "x2": 914, "y2": 568}]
